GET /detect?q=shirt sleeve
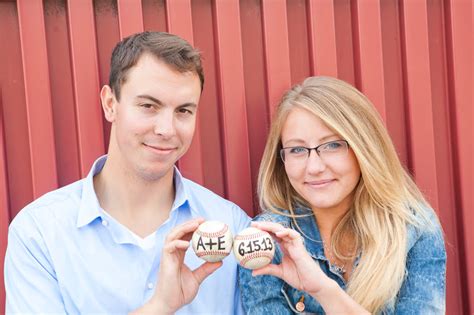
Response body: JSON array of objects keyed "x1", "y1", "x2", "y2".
[
  {"x1": 233, "y1": 204, "x2": 252, "y2": 232},
  {"x1": 394, "y1": 219, "x2": 446, "y2": 314},
  {"x1": 5, "y1": 213, "x2": 66, "y2": 314}
]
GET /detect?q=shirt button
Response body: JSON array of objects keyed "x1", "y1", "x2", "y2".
[
  {"x1": 102, "y1": 219, "x2": 108, "y2": 227},
  {"x1": 147, "y1": 282, "x2": 154, "y2": 290}
]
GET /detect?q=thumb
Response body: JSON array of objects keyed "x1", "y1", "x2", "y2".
[{"x1": 192, "y1": 261, "x2": 223, "y2": 284}]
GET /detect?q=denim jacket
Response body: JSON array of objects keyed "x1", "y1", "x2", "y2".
[{"x1": 238, "y1": 207, "x2": 446, "y2": 314}]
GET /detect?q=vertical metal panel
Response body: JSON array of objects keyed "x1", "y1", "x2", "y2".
[
  {"x1": 0, "y1": 89, "x2": 9, "y2": 314},
  {"x1": 212, "y1": 0, "x2": 253, "y2": 213},
  {"x1": 67, "y1": 1, "x2": 105, "y2": 176},
  {"x1": 306, "y1": 0, "x2": 356, "y2": 86},
  {"x1": 17, "y1": 0, "x2": 58, "y2": 197},
  {"x1": 352, "y1": 0, "x2": 387, "y2": 120},
  {"x1": 191, "y1": 0, "x2": 226, "y2": 197},
  {"x1": 165, "y1": 0, "x2": 205, "y2": 185},
  {"x1": 401, "y1": 0, "x2": 439, "y2": 208},
  {"x1": 401, "y1": 1, "x2": 463, "y2": 313},
  {"x1": 0, "y1": 0, "x2": 34, "y2": 219},
  {"x1": 239, "y1": 0, "x2": 268, "y2": 212},
  {"x1": 287, "y1": 0, "x2": 311, "y2": 85},
  {"x1": 426, "y1": 2, "x2": 464, "y2": 314},
  {"x1": 446, "y1": 0, "x2": 473, "y2": 311},
  {"x1": 379, "y1": 0, "x2": 408, "y2": 165},
  {"x1": 44, "y1": 0, "x2": 81, "y2": 187},
  {"x1": 331, "y1": 0, "x2": 356, "y2": 85},
  {"x1": 93, "y1": 0, "x2": 120, "y2": 148},
  {"x1": 117, "y1": 0, "x2": 144, "y2": 38},
  {"x1": 307, "y1": 0, "x2": 339, "y2": 77},
  {"x1": 261, "y1": 0, "x2": 291, "y2": 117},
  {"x1": 0, "y1": 0, "x2": 471, "y2": 313},
  {"x1": 165, "y1": 0, "x2": 193, "y2": 41},
  {"x1": 142, "y1": 0, "x2": 167, "y2": 31}
]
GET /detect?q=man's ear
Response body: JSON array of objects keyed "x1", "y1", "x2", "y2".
[{"x1": 100, "y1": 85, "x2": 117, "y2": 123}]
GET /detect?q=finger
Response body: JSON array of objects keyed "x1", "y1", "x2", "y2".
[
  {"x1": 251, "y1": 221, "x2": 286, "y2": 234},
  {"x1": 275, "y1": 229, "x2": 304, "y2": 244},
  {"x1": 275, "y1": 229, "x2": 299, "y2": 240},
  {"x1": 252, "y1": 264, "x2": 283, "y2": 279},
  {"x1": 165, "y1": 218, "x2": 205, "y2": 243},
  {"x1": 163, "y1": 240, "x2": 190, "y2": 254},
  {"x1": 192, "y1": 261, "x2": 223, "y2": 284},
  {"x1": 252, "y1": 222, "x2": 302, "y2": 244}
]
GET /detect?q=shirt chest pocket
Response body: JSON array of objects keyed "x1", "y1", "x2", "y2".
[{"x1": 280, "y1": 282, "x2": 324, "y2": 314}]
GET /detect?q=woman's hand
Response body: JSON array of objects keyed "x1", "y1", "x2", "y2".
[
  {"x1": 251, "y1": 221, "x2": 369, "y2": 315},
  {"x1": 250, "y1": 221, "x2": 332, "y2": 296}
]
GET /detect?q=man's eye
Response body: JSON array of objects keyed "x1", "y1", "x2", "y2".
[
  {"x1": 178, "y1": 108, "x2": 194, "y2": 115},
  {"x1": 141, "y1": 104, "x2": 154, "y2": 109},
  {"x1": 289, "y1": 147, "x2": 307, "y2": 154}
]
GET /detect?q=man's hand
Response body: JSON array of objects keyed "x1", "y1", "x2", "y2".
[{"x1": 132, "y1": 218, "x2": 222, "y2": 315}]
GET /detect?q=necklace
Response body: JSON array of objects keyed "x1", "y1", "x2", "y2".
[
  {"x1": 290, "y1": 216, "x2": 350, "y2": 275},
  {"x1": 323, "y1": 241, "x2": 347, "y2": 275}
]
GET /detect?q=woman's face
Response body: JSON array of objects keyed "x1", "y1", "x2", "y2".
[{"x1": 280, "y1": 107, "x2": 361, "y2": 216}]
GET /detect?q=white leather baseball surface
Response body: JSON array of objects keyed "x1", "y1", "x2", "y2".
[
  {"x1": 192, "y1": 221, "x2": 233, "y2": 262},
  {"x1": 233, "y1": 227, "x2": 275, "y2": 269}
]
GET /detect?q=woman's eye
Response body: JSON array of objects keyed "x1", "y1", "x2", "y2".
[
  {"x1": 289, "y1": 147, "x2": 307, "y2": 154},
  {"x1": 322, "y1": 141, "x2": 342, "y2": 151}
]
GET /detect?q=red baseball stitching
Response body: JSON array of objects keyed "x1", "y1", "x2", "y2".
[
  {"x1": 197, "y1": 250, "x2": 230, "y2": 257},
  {"x1": 240, "y1": 251, "x2": 274, "y2": 267},
  {"x1": 195, "y1": 224, "x2": 229, "y2": 238},
  {"x1": 234, "y1": 232, "x2": 267, "y2": 241}
]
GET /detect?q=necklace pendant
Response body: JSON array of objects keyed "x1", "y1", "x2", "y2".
[{"x1": 333, "y1": 264, "x2": 346, "y2": 274}]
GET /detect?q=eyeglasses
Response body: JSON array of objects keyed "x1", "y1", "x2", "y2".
[{"x1": 280, "y1": 140, "x2": 349, "y2": 164}]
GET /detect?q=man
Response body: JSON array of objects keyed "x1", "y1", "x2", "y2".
[{"x1": 5, "y1": 31, "x2": 250, "y2": 314}]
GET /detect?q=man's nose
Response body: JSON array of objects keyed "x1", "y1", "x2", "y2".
[{"x1": 153, "y1": 111, "x2": 176, "y2": 137}]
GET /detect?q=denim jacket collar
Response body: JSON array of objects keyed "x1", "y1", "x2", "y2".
[{"x1": 289, "y1": 207, "x2": 326, "y2": 261}]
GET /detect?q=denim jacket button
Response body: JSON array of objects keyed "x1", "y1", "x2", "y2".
[
  {"x1": 296, "y1": 295, "x2": 305, "y2": 312},
  {"x1": 296, "y1": 301, "x2": 305, "y2": 312}
]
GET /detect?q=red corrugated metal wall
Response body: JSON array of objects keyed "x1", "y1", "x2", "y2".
[{"x1": 0, "y1": 0, "x2": 471, "y2": 313}]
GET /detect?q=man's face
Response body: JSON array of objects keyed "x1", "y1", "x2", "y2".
[{"x1": 105, "y1": 53, "x2": 201, "y2": 181}]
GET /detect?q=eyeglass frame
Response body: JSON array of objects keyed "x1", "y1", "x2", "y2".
[{"x1": 279, "y1": 140, "x2": 350, "y2": 163}]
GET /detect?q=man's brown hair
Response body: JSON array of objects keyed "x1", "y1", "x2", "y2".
[{"x1": 109, "y1": 31, "x2": 204, "y2": 101}]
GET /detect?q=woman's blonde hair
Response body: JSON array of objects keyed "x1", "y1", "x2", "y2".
[{"x1": 258, "y1": 76, "x2": 435, "y2": 313}]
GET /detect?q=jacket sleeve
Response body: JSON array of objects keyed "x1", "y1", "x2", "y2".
[
  {"x1": 238, "y1": 251, "x2": 294, "y2": 315},
  {"x1": 4, "y1": 212, "x2": 66, "y2": 314},
  {"x1": 394, "y1": 217, "x2": 446, "y2": 314},
  {"x1": 238, "y1": 213, "x2": 294, "y2": 315}
]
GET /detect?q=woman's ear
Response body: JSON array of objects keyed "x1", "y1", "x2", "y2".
[{"x1": 100, "y1": 85, "x2": 117, "y2": 122}]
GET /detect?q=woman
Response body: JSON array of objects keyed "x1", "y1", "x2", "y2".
[{"x1": 239, "y1": 76, "x2": 446, "y2": 314}]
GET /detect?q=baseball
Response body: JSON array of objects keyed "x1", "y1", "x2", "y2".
[
  {"x1": 192, "y1": 221, "x2": 233, "y2": 262},
  {"x1": 233, "y1": 227, "x2": 275, "y2": 269}
]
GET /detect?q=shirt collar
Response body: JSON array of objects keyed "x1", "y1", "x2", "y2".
[
  {"x1": 76, "y1": 155, "x2": 196, "y2": 228},
  {"x1": 172, "y1": 166, "x2": 199, "y2": 217},
  {"x1": 76, "y1": 155, "x2": 107, "y2": 228}
]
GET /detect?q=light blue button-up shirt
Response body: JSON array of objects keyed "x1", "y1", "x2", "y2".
[{"x1": 5, "y1": 156, "x2": 250, "y2": 314}]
